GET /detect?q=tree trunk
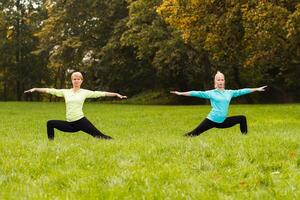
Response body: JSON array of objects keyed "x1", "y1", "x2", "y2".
[
  {"x1": 3, "y1": 79, "x2": 7, "y2": 101},
  {"x1": 15, "y1": 0, "x2": 22, "y2": 101}
]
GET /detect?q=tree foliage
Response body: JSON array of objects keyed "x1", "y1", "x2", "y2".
[
  {"x1": 0, "y1": 0, "x2": 299, "y2": 102},
  {"x1": 157, "y1": 0, "x2": 300, "y2": 101}
]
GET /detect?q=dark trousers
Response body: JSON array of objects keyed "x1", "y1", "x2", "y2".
[
  {"x1": 186, "y1": 115, "x2": 248, "y2": 137},
  {"x1": 47, "y1": 117, "x2": 112, "y2": 140}
]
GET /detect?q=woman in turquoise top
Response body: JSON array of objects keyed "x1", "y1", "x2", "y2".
[
  {"x1": 24, "y1": 72, "x2": 127, "y2": 140},
  {"x1": 170, "y1": 71, "x2": 267, "y2": 136}
]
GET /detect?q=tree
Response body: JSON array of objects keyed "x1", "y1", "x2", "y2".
[
  {"x1": 35, "y1": 0, "x2": 146, "y2": 96},
  {"x1": 157, "y1": 0, "x2": 300, "y2": 102},
  {"x1": 122, "y1": 0, "x2": 208, "y2": 93},
  {"x1": 0, "y1": 0, "x2": 47, "y2": 100}
]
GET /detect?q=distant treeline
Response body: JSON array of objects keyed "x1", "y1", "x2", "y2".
[{"x1": 0, "y1": 0, "x2": 299, "y2": 103}]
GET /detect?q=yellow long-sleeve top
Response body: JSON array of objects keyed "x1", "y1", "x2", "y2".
[{"x1": 47, "y1": 89, "x2": 106, "y2": 122}]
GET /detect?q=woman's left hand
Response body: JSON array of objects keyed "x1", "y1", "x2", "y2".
[
  {"x1": 117, "y1": 94, "x2": 127, "y2": 99},
  {"x1": 257, "y1": 85, "x2": 267, "y2": 92}
]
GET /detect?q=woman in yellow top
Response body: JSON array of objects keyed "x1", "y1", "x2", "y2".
[{"x1": 24, "y1": 72, "x2": 127, "y2": 140}]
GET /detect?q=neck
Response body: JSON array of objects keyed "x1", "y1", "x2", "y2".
[{"x1": 72, "y1": 87, "x2": 80, "y2": 91}]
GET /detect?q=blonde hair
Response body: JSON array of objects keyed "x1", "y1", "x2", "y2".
[
  {"x1": 71, "y1": 72, "x2": 83, "y2": 80},
  {"x1": 214, "y1": 71, "x2": 225, "y2": 88}
]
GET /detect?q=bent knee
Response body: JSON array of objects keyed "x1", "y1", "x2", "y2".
[
  {"x1": 240, "y1": 115, "x2": 247, "y2": 121},
  {"x1": 47, "y1": 120, "x2": 54, "y2": 127}
]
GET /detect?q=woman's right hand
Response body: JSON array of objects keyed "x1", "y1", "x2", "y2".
[
  {"x1": 24, "y1": 88, "x2": 35, "y2": 93},
  {"x1": 170, "y1": 91, "x2": 180, "y2": 95}
]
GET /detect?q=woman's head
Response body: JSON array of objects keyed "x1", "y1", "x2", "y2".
[
  {"x1": 71, "y1": 72, "x2": 83, "y2": 88},
  {"x1": 214, "y1": 71, "x2": 225, "y2": 89}
]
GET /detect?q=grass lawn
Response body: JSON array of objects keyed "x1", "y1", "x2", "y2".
[{"x1": 0, "y1": 102, "x2": 299, "y2": 199}]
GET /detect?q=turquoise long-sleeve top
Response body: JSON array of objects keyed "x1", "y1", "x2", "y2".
[
  {"x1": 47, "y1": 89, "x2": 106, "y2": 122},
  {"x1": 190, "y1": 89, "x2": 252, "y2": 123}
]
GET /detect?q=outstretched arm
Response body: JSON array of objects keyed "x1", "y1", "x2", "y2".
[
  {"x1": 104, "y1": 92, "x2": 127, "y2": 99},
  {"x1": 232, "y1": 86, "x2": 267, "y2": 97},
  {"x1": 250, "y1": 85, "x2": 267, "y2": 92},
  {"x1": 24, "y1": 88, "x2": 48, "y2": 93},
  {"x1": 171, "y1": 90, "x2": 211, "y2": 99},
  {"x1": 170, "y1": 91, "x2": 191, "y2": 96}
]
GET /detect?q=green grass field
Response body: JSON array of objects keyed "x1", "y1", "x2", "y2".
[{"x1": 0, "y1": 102, "x2": 299, "y2": 199}]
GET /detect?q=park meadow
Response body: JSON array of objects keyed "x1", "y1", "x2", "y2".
[{"x1": 0, "y1": 102, "x2": 299, "y2": 199}]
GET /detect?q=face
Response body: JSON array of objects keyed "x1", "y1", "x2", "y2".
[
  {"x1": 214, "y1": 73, "x2": 225, "y2": 89},
  {"x1": 71, "y1": 74, "x2": 83, "y2": 88}
]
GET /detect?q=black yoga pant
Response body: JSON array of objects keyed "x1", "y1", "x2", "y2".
[
  {"x1": 186, "y1": 115, "x2": 248, "y2": 137},
  {"x1": 47, "y1": 117, "x2": 111, "y2": 140}
]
